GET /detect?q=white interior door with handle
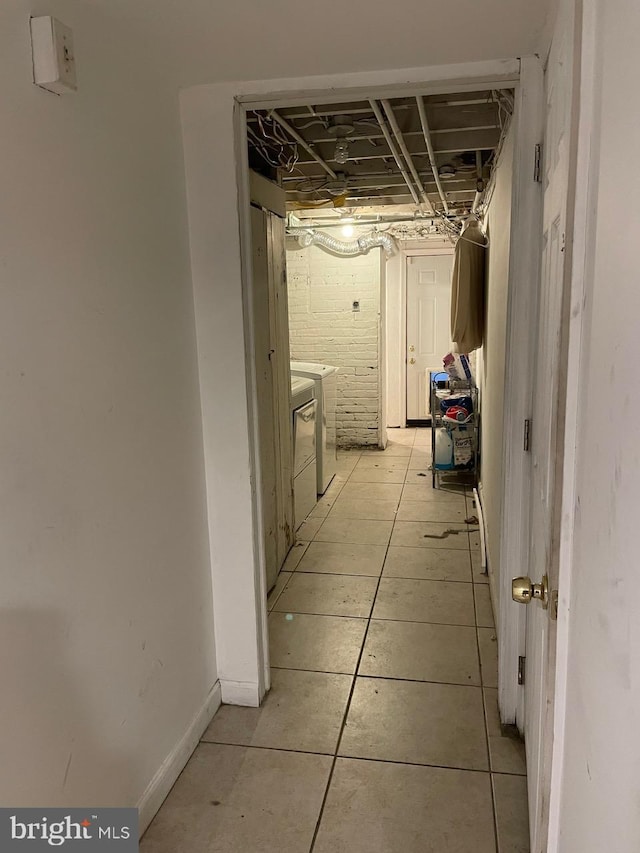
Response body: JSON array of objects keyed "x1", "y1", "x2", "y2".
[
  {"x1": 405, "y1": 253, "x2": 453, "y2": 420},
  {"x1": 519, "y1": 3, "x2": 576, "y2": 850}
]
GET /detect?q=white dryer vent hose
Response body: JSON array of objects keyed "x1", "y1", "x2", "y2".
[{"x1": 288, "y1": 228, "x2": 396, "y2": 257}]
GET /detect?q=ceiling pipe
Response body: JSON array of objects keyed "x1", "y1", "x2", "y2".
[
  {"x1": 268, "y1": 109, "x2": 337, "y2": 180},
  {"x1": 380, "y1": 99, "x2": 435, "y2": 215},
  {"x1": 368, "y1": 100, "x2": 420, "y2": 206},
  {"x1": 472, "y1": 149, "x2": 483, "y2": 213},
  {"x1": 416, "y1": 96, "x2": 450, "y2": 215}
]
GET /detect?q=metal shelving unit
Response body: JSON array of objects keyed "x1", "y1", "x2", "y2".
[{"x1": 430, "y1": 374, "x2": 479, "y2": 489}]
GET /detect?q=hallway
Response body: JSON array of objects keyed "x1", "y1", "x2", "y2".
[{"x1": 141, "y1": 429, "x2": 528, "y2": 852}]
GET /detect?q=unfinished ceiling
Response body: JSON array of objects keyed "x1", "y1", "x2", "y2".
[{"x1": 247, "y1": 89, "x2": 513, "y2": 218}]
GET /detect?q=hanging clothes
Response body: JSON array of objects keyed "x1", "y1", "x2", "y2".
[{"x1": 450, "y1": 220, "x2": 487, "y2": 353}]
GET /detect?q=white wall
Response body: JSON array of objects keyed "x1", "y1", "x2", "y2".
[
  {"x1": 479, "y1": 123, "x2": 515, "y2": 620},
  {"x1": 0, "y1": 0, "x2": 217, "y2": 819},
  {"x1": 553, "y1": 0, "x2": 640, "y2": 848},
  {"x1": 287, "y1": 240, "x2": 381, "y2": 446},
  {"x1": 79, "y1": 0, "x2": 555, "y2": 88}
]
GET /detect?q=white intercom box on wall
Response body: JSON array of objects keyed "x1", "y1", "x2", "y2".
[{"x1": 30, "y1": 16, "x2": 77, "y2": 94}]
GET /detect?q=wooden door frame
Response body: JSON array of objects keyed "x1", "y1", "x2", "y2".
[
  {"x1": 497, "y1": 56, "x2": 545, "y2": 726},
  {"x1": 179, "y1": 58, "x2": 533, "y2": 709}
]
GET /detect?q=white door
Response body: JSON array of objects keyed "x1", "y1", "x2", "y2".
[
  {"x1": 250, "y1": 206, "x2": 294, "y2": 592},
  {"x1": 406, "y1": 254, "x2": 453, "y2": 420},
  {"x1": 524, "y1": 2, "x2": 576, "y2": 849}
]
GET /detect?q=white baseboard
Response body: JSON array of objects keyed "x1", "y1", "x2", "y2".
[
  {"x1": 137, "y1": 680, "x2": 222, "y2": 836},
  {"x1": 221, "y1": 678, "x2": 260, "y2": 707},
  {"x1": 474, "y1": 484, "x2": 488, "y2": 571}
]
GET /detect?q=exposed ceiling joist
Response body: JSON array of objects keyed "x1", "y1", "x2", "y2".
[{"x1": 247, "y1": 88, "x2": 513, "y2": 217}]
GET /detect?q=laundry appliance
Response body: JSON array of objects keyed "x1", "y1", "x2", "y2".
[
  {"x1": 290, "y1": 376, "x2": 317, "y2": 529},
  {"x1": 290, "y1": 361, "x2": 338, "y2": 494}
]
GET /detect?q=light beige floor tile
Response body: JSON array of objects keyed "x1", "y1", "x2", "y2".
[
  {"x1": 308, "y1": 498, "x2": 332, "y2": 518},
  {"x1": 315, "y1": 516, "x2": 393, "y2": 546},
  {"x1": 373, "y1": 578, "x2": 476, "y2": 625},
  {"x1": 465, "y1": 494, "x2": 478, "y2": 519},
  {"x1": 474, "y1": 584, "x2": 495, "y2": 628},
  {"x1": 404, "y1": 470, "x2": 438, "y2": 487},
  {"x1": 410, "y1": 444, "x2": 432, "y2": 458},
  {"x1": 360, "y1": 620, "x2": 481, "y2": 685},
  {"x1": 296, "y1": 516, "x2": 325, "y2": 541},
  {"x1": 322, "y1": 475, "x2": 348, "y2": 503},
  {"x1": 484, "y1": 689, "x2": 527, "y2": 775},
  {"x1": 328, "y1": 497, "x2": 399, "y2": 521},
  {"x1": 267, "y1": 571, "x2": 292, "y2": 611},
  {"x1": 470, "y1": 530, "x2": 482, "y2": 549},
  {"x1": 493, "y1": 773, "x2": 530, "y2": 853},
  {"x1": 340, "y1": 481, "x2": 404, "y2": 502},
  {"x1": 362, "y1": 443, "x2": 412, "y2": 457},
  {"x1": 274, "y1": 572, "x2": 378, "y2": 618},
  {"x1": 413, "y1": 429, "x2": 432, "y2": 445},
  {"x1": 297, "y1": 541, "x2": 387, "y2": 576},
  {"x1": 407, "y1": 464, "x2": 432, "y2": 475},
  {"x1": 391, "y1": 521, "x2": 470, "y2": 550},
  {"x1": 140, "y1": 743, "x2": 331, "y2": 853},
  {"x1": 340, "y1": 677, "x2": 488, "y2": 770},
  {"x1": 282, "y1": 541, "x2": 309, "y2": 571},
  {"x1": 396, "y1": 499, "x2": 467, "y2": 523},
  {"x1": 313, "y1": 758, "x2": 496, "y2": 853},
  {"x1": 202, "y1": 669, "x2": 351, "y2": 754},
  {"x1": 478, "y1": 628, "x2": 498, "y2": 688},
  {"x1": 269, "y1": 611, "x2": 367, "y2": 674},
  {"x1": 408, "y1": 453, "x2": 432, "y2": 471},
  {"x1": 348, "y1": 467, "x2": 407, "y2": 484},
  {"x1": 336, "y1": 460, "x2": 360, "y2": 472},
  {"x1": 472, "y1": 551, "x2": 490, "y2": 583},
  {"x1": 386, "y1": 429, "x2": 416, "y2": 445},
  {"x1": 403, "y1": 483, "x2": 466, "y2": 502},
  {"x1": 354, "y1": 455, "x2": 409, "y2": 470},
  {"x1": 383, "y1": 546, "x2": 472, "y2": 582}
]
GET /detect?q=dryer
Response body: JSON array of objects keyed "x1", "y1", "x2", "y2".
[
  {"x1": 290, "y1": 361, "x2": 338, "y2": 495},
  {"x1": 290, "y1": 376, "x2": 317, "y2": 529}
]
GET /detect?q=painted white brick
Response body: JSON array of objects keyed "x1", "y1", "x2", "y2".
[{"x1": 287, "y1": 240, "x2": 381, "y2": 447}]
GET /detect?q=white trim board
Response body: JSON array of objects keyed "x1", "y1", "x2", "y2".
[
  {"x1": 137, "y1": 681, "x2": 222, "y2": 836},
  {"x1": 497, "y1": 55, "x2": 545, "y2": 728},
  {"x1": 221, "y1": 678, "x2": 261, "y2": 707},
  {"x1": 179, "y1": 57, "x2": 526, "y2": 710}
]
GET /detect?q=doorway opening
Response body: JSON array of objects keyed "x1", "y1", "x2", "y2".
[{"x1": 235, "y1": 79, "x2": 531, "y2": 848}]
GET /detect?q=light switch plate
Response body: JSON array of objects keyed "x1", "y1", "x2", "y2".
[{"x1": 30, "y1": 16, "x2": 77, "y2": 94}]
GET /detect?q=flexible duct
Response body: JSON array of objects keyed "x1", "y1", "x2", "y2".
[{"x1": 288, "y1": 227, "x2": 396, "y2": 257}]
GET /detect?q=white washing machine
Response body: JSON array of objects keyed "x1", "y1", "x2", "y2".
[
  {"x1": 290, "y1": 361, "x2": 338, "y2": 495},
  {"x1": 290, "y1": 376, "x2": 317, "y2": 529}
]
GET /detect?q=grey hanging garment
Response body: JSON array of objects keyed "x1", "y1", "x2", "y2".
[{"x1": 450, "y1": 221, "x2": 487, "y2": 353}]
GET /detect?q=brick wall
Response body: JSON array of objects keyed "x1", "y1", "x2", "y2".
[{"x1": 286, "y1": 239, "x2": 381, "y2": 447}]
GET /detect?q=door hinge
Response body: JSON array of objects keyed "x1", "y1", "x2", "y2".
[
  {"x1": 534, "y1": 144, "x2": 542, "y2": 182},
  {"x1": 533, "y1": 142, "x2": 542, "y2": 184},
  {"x1": 523, "y1": 419, "x2": 531, "y2": 452},
  {"x1": 518, "y1": 655, "x2": 526, "y2": 685}
]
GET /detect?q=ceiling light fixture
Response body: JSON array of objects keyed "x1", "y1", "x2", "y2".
[
  {"x1": 438, "y1": 164, "x2": 456, "y2": 180},
  {"x1": 341, "y1": 223, "x2": 355, "y2": 237},
  {"x1": 334, "y1": 139, "x2": 350, "y2": 165},
  {"x1": 328, "y1": 115, "x2": 355, "y2": 165}
]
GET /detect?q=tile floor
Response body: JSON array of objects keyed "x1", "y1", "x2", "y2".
[{"x1": 141, "y1": 428, "x2": 529, "y2": 853}]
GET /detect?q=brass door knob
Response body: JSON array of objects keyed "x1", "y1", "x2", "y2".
[
  {"x1": 512, "y1": 575, "x2": 549, "y2": 609},
  {"x1": 409, "y1": 357, "x2": 416, "y2": 364}
]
